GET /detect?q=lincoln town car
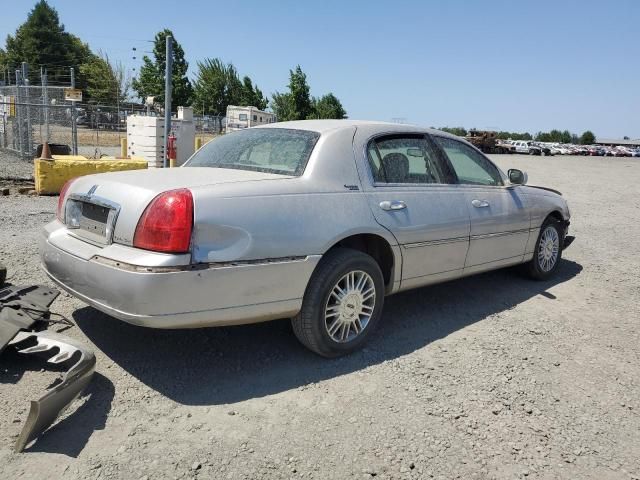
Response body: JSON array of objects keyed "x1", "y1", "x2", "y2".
[{"x1": 41, "y1": 120, "x2": 574, "y2": 357}]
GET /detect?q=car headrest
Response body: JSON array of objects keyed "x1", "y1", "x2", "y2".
[{"x1": 381, "y1": 153, "x2": 409, "y2": 183}]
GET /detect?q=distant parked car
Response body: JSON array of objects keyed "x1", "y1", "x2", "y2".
[
  {"x1": 616, "y1": 147, "x2": 633, "y2": 157},
  {"x1": 587, "y1": 146, "x2": 603, "y2": 156},
  {"x1": 513, "y1": 141, "x2": 531, "y2": 154},
  {"x1": 42, "y1": 120, "x2": 574, "y2": 357},
  {"x1": 529, "y1": 142, "x2": 553, "y2": 156},
  {"x1": 550, "y1": 145, "x2": 564, "y2": 156}
]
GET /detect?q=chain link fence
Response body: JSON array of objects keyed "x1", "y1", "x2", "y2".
[{"x1": 1, "y1": 84, "x2": 226, "y2": 161}]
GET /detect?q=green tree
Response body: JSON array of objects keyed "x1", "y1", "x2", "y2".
[
  {"x1": 272, "y1": 65, "x2": 313, "y2": 121},
  {"x1": 1, "y1": 0, "x2": 93, "y2": 86},
  {"x1": 239, "y1": 76, "x2": 268, "y2": 110},
  {"x1": 535, "y1": 131, "x2": 551, "y2": 142},
  {"x1": 311, "y1": 93, "x2": 347, "y2": 119},
  {"x1": 270, "y1": 91, "x2": 294, "y2": 121},
  {"x1": 193, "y1": 59, "x2": 269, "y2": 115},
  {"x1": 192, "y1": 58, "x2": 241, "y2": 115},
  {"x1": 289, "y1": 66, "x2": 313, "y2": 119},
  {"x1": 440, "y1": 127, "x2": 467, "y2": 137},
  {"x1": 579, "y1": 131, "x2": 595, "y2": 145},
  {"x1": 132, "y1": 29, "x2": 192, "y2": 108},
  {"x1": 79, "y1": 52, "x2": 129, "y2": 105},
  {"x1": 512, "y1": 132, "x2": 532, "y2": 140},
  {"x1": 272, "y1": 65, "x2": 346, "y2": 121},
  {"x1": 0, "y1": 48, "x2": 6, "y2": 78}
]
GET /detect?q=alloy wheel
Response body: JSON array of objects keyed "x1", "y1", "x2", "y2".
[
  {"x1": 538, "y1": 226, "x2": 560, "y2": 272},
  {"x1": 324, "y1": 270, "x2": 376, "y2": 343}
]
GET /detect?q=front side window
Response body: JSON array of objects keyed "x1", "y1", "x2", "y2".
[
  {"x1": 185, "y1": 128, "x2": 319, "y2": 176},
  {"x1": 434, "y1": 136, "x2": 503, "y2": 186},
  {"x1": 239, "y1": 113, "x2": 248, "y2": 121},
  {"x1": 367, "y1": 134, "x2": 450, "y2": 184}
]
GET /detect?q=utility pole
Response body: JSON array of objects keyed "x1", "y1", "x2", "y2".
[
  {"x1": 15, "y1": 69, "x2": 23, "y2": 157},
  {"x1": 42, "y1": 68, "x2": 49, "y2": 142},
  {"x1": 163, "y1": 35, "x2": 173, "y2": 168},
  {"x1": 22, "y1": 62, "x2": 32, "y2": 156},
  {"x1": 70, "y1": 67, "x2": 78, "y2": 155}
]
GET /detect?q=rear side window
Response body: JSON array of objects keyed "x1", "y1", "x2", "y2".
[
  {"x1": 367, "y1": 134, "x2": 450, "y2": 184},
  {"x1": 434, "y1": 136, "x2": 503, "y2": 186}
]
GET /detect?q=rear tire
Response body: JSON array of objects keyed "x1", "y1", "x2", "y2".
[
  {"x1": 524, "y1": 217, "x2": 564, "y2": 280},
  {"x1": 292, "y1": 248, "x2": 385, "y2": 357},
  {"x1": 0, "y1": 262, "x2": 6, "y2": 286}
]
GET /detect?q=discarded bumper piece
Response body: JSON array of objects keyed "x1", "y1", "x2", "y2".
[
  {"x1": 1, "y1": 283, "x2": 95, "y2": 453},
  {"x1": 0, "y1": 284, "x2": 60, "y2": 353},
  {"x1": 8, "y1": 330, "x2": 96, "y2": 452}
]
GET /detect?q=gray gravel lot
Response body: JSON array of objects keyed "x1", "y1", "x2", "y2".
[
  {"x1": 1, "y1": 153, "x2": 639, "y2": 480},
  {"x1": 0, "y1": 150, "x2": 34, "y2": 182}
]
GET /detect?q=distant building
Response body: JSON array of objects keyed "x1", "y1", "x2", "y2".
[
  {"x1": 595, "y1": 138, "x2": 640, "y2": 147},
  {"x1": 226, "y1": 106, "x2": 276, "y2": 132}
]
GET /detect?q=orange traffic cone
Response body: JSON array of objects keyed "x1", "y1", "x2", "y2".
[{"x1": 40, "y1": 142, "x2": 53, "y2": 160}]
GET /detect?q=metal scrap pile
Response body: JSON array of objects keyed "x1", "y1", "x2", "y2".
[{"x1": 0, "y1": 270, "x2": 95, "y2": 452}]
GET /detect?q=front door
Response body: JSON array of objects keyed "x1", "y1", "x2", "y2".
[
  {"x1": 433, "y1": 135, "x2": 530, "y2": 272},
  {"x1": 356, "y1": 132, "x2": 470, "y2": 290}
]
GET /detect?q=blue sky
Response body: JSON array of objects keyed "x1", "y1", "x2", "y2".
[{"x1": 2, "y1": 0, "x2": 638, "y2": 137}]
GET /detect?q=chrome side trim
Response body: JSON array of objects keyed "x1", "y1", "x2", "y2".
[
  {"x1": 403, "y1": 227, "x2": 534, "y2": 249},
  {"x1": 403, "y1": 236, "x2": 468, "y2": 249},
  {"x1": 91, "y1": 254, "x2": 313, "y2": 273},
  {"x1": 470, "y1": 228, "x2": 531, "y2": 240}
]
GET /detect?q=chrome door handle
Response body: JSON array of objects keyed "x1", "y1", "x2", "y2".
[
  {"x1": 471, "y1": 199, "x2": 490, "y2": 208},
  {"x1": 379, "y1": 200, "x2": 407, "y2": 211}
]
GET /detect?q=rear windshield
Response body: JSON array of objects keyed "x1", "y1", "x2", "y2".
[{"x1": 184, "y1": 128, "x2": 320, "y2": 176}]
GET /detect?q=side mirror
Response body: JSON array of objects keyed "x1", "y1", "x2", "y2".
[{"x1": 508, "y1": 168, "x2": 528, "y2": 185}]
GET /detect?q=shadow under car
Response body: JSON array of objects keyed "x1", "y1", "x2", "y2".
[{"x1": 73, "y1": 260, "x2": 583, "y2": 406}]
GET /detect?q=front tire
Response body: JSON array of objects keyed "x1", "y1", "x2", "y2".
[
  {"x1": 292, "y1": 248, "x2": 385, "y2": 357},
  {"x1": 524, "y1": 217, "x2": 564, "y2": 280}
]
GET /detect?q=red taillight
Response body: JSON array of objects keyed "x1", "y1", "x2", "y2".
[
  {"x1": 133, "y1": 189, "x2": 193, "y2": 253},
  {"x1": 57, "y1": 178, "x2": 76, "y2": 221}
]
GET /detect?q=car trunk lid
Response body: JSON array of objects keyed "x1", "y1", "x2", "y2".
[{"x1": 63, "y1": 168, "x2": 291, "y2": 247}]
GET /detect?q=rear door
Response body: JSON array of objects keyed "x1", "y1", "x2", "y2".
[
  {"x1": 432, "y1": 135, "x2": 530, "y2": 272},
  {"x1": 355, "y1": 131, "x2": 470, "y2": 289}
]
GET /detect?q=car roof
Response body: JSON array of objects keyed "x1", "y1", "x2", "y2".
[{"x1": 256, "y1": 119, "x2": 460, "y2": 139}]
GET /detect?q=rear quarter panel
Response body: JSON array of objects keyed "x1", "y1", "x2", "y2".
[{"x1": 189, "y1": 126, "x2": 399, "y2": 263}]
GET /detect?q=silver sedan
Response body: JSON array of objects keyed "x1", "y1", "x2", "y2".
[{"x1": 41, "y1": 120, "x2": 574, "y2": 357}]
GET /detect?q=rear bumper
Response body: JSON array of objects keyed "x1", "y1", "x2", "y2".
[{"x1": 41, "y1": 223, "x2": 321, "y2": 328}]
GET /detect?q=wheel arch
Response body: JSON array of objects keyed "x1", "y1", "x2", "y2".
[
  {"x1": 547, "y1": 210, "x2": 564, "y2": 223},
  {"x1": 323, "y1": 232, "x2": 400, "y2": 294}
]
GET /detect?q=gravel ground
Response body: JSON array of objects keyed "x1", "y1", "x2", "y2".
[
  {"x1": 0, "y1": 154, "x2": 639, "y2": 480},
  {"x1": 0, "y1": 149, "x2": 34, "y2": 182}
]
